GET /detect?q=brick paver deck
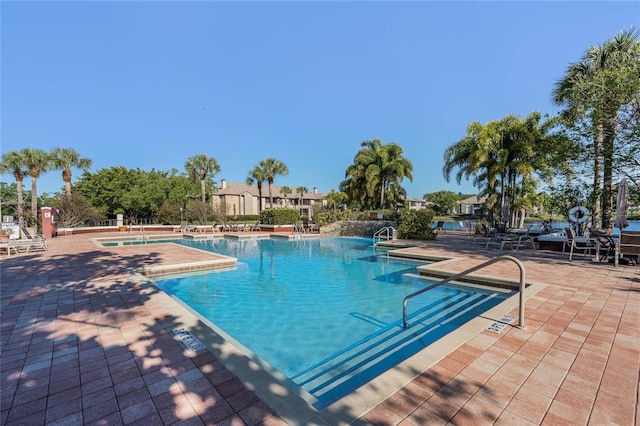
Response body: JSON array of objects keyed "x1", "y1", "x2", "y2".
[{"x1": 1, "y1": 231, "x2": 637, "y2": 425}]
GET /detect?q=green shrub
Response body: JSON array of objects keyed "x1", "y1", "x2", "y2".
[
  {"x1": 316, "y1": 210, "x2": 357, "y2": 226},
  {"x1": 397, "y1": 209, "x2": 436, "y2": 240},
  {"x1": 259, "y1": 208, "x2": 301, "y2": 225}
]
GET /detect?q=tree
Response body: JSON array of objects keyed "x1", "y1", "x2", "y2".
[
  {"x1": 280, "y1": 186, "x2": 291, "y2": 205},
  {"x1": 380, "y1": 142, "x2": 413, "y2": 208},
  {"x1": 186, "y1": 200, "x2": 212, "y2": 225},
  {"x1": 324, "y1": 189, "x2": 347, "y2": 211},
  {"x1": 614, "y1": 98, "x2": 640, "y2": 189},
  {"x1": 185, "y1": 154, "x2": 220, "y2": 203},
  {"x1": 74, "y1": 166, "x2": 194, "y2": 222},
  {"x1": 22, "y1": 148, "x2": 51, "y2": 227},
  {"x1": 296, "y1": 186, "x2": 308, "y2": 208},
  {"x1": 51, "y1": 147, "x2": 93, "y2": 195},
  {"x1": 246, "y1": 165, "x2": 269, "y2": 212},
  {"x1": 553, "y1": 28, "x2": 640, "y2": 230},
  {"x1": 0, "y1": 150, "x2": 26, "y2": 227},
  {"x1": 423, "y1": 190, "x2": 461, "y2": 214},
  {"x1": 258, "y1": 158, "x2": 288, "y2": 208},
  {"x1": 340, "y1": 139, "x2": 413, "y2": 210},
  {"x1": 54, "y1": 193, "x2": 105, "y2": 227},
  {"x1": 443, "y1": 113, "x2": 575, "y2": 226}
]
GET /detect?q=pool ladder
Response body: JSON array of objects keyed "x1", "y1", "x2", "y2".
[
  {"x1": 292, "y1": 222, "x2": 305, "y2": 240},
  {"x1": 402, "y1": 255, "x2": 526, "y2": 329},
  {"x1": 134, "y1": 224, "x2": 148, "y2": 243},
  {"x1": 373, "y1": 226, "x2": 397, "y2": 245}
]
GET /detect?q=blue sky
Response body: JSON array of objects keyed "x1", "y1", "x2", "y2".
[{"x1": 2, "y1": 1, "x2": 638, "y2": 199}]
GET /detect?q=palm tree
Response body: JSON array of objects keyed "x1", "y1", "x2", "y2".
[
  {"x1": 280, "y1": 186, "x2": 291, "y2": 205},
  {"x1": 444, "y1": 113, "x2": 572, "y2": 226},
  {"x1": 379, "y1": 142, "x2": 413, "y2": 209},
  {"x1": 0, "y1": 150, "x2": 26, "y2": 227},
  {"x1": 185, "y1": 154, "x2": 220, "y2": 203},
  {"x1": 295, "y1": 186, "x2": 308, "y2": 208},
  {"x1": 553, "y1": 28, "x2": 640, "y2": 229},
  {"x1": 341, "y1": 139, "x2": 413, "y2": 210},
  {"x1": 22, "y1": 148, "x2": 52, "y2": 227},
  {"x1": 51, "y1": 147, "x2": 93, "y2": 195},
  {"x1": 258, "y1": 158, "x2": 288, "y2": 208},
  {"x1": 324, "y1": 189, "x2": 346, "y2": 211},
  {"x1": 341, "y1": 140, "x2": 383, "y2": 210},
  {"x1": 246, "y1": 165, "x2": 268, "y2": 212}
]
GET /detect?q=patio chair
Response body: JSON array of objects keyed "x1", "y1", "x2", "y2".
[
  {"x1": 487, "y1": 227, "x2": 534, "y2": 251},
  {"x1": 473, "y1": 223, "x2": 497, "y2": 245},
  {"x1": 615, "y1": 230, "x2": 640, "y2": 266},
  {"x1": 0, "y1": 240, "x2": 19, "y2": 256},
  {"x1": 589, "y1": 228, "x2": 615, "y2": 262},
  {"x1": 21, "y1": 227, "x2": 45, "y2": 241},
  {"x1": 247, "y1": 221, "x2": 261, "y2": 231},
  {"x1": 174, "y1": 221, "x2": 188, "y2": 233},
  {"x1": 564, "y1": 227, "x2": 596, "y2": 261},
  {"x1": 13, "y1": 236, "x2": 47, "y2": 254}
]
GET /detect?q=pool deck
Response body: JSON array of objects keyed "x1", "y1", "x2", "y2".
[{"x1": 1, "y1": 230, "x2": 638, "y2": 425}]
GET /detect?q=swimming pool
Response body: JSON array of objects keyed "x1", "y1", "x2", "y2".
[{"x1": 154, "y1": 237, "x2": 515, "y2": 409}]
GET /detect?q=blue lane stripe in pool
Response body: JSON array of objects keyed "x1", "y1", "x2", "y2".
[{"x1": 153, "y1": 237, "x2": 515, "y2": 409}]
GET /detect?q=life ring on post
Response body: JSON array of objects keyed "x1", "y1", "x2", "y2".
[{"x1": 568, "y1": 205, "x2": 590, "y2": 223}]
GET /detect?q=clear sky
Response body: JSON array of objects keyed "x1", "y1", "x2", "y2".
[{"x1": 2, "y1": 1, "x2": 638, "y2": 199}]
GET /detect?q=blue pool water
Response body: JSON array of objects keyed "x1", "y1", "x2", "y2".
[{"x1": 154, "y1": 237, "x2": 514, "y2": 408}]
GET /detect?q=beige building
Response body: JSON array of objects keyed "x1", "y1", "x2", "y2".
[
  {"x1": 404, "y1": 196, "x2": 428, "y2": 210},
  {"x1": 212, "y1": 179, "x2": 327, "y2": 218},
  {"x1": 457, "y1": 195, "x2": 486, "y2": 215}
]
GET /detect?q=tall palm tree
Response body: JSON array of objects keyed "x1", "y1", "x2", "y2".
[
  {"x1": 342, "y1": 140, "x2": 383, "y2": 210},
  {"x1": 246, "y1": 165, "x2": 268, "y2": 212},
  {"x1": 258, "y1": 158, "x2": 288, "y2": 208},
  {"x1": 553, "y1": 28, "x2": 640, "y2": 229},
  {"x1": 22, "y1": 148, "x2": 52, "y2": 227},
  {"x1": 51, "y1": 147, "x2": 93, "y2": 195},
  {"x1": 379, "y1": 142, "x2": 413, "y2": 209},
  {"x1": 185, "y1": 154, "x2": 220, "y2": 203},
  {"x1": 0, "y1": 150, "x2": 26, "y2": 227},
  {"x1": 295, "y1": 186, "x2": 308, "y2": 208},
  {"x1": 341, "y1": 139, "x2": 413, "y2": 210}
]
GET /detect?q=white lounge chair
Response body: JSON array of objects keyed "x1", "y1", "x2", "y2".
[{"x1": 247, "y1": 221, "x2": 261, "y2": 231}]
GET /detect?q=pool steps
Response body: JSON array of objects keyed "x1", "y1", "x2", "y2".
[{"x1": 292, "y1": 289, "x2": 510, "y2": 409}]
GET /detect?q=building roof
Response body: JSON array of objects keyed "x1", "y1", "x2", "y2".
[
  {"x1": 215, "y1": 181, "x2": 325, "y2": 200},
  {"x1": 404, "y1": 196, "x2": 425, "y2": 203},
  {"x1": 459, "y1": 195, "x2": 487, "y2": 204}
]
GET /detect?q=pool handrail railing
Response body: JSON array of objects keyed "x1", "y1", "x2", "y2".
[
  {"x1": 373, "y1": 226, "x2": 397, "y2": 245},
  {"x1": 402, "y1": 255, "x2": 526, "y2": 329}
]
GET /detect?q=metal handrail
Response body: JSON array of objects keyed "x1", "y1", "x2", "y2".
[
  {"x1": 402, "y1": 255, "x2": 526, "y2": 329},
  {"x1": 373, "y1": 226, "x2": 397, "y2": 245}
]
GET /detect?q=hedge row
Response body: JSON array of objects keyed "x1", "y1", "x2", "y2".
[{"x1": 259, "y1": 208, "x2": 302, "y2": 225}]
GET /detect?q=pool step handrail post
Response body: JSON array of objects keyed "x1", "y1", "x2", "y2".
[
  {"x1": 402, "y1": 255, "x2": 526, "y2": 329},
  {"x1": 373, "y1": 226, "x2": 397, "y2": 245}
]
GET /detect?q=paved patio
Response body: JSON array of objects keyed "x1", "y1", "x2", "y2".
[{"x1": 1, "y1": 231, "x2": 637, "y2": 425}]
